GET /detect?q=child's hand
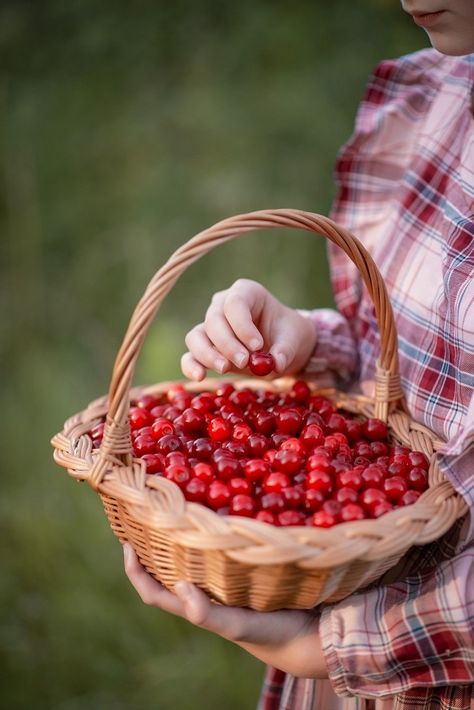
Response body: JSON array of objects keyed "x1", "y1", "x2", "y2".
[
  {"x1": 123, "y1": 543, "x2": 327, "y2": 679},
  {"x1": 181, "y1": 279, "x2": 317, "y2": 380}
]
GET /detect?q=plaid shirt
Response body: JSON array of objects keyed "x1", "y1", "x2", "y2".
[{"x1": 259, "y1": 49, "x2": 474, "y2": 710}]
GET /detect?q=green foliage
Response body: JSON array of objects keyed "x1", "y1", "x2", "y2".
[{"x1": 0, "y1": 2, "x2": 423, "y2": 707}]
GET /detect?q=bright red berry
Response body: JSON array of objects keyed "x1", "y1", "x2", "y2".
[
  {"x1": 362, "y1": 418, "x2": 388, "y2": 441},
  {"x1": 229, "y1": 494, "x2": 255, "y2": 517},
  {"x1": 207, "y1": 480, "x2": 231, "y2": 509},
  {"x1": 248, "y1": 351, "x2": 275, "y2": 376},
  {"x1": 207, "y1": 417, "x2": 232, "y2": 442},
  {"x1": 129, "y1": 407, "x2": 152, "y2": 430},
  {"x1": 244, "y1": 458, "x2": 271, "y2": 483},
  {"x1": 310, "y1": 510, "x2": 337, "y2": 528},
  {"x1": 278, "y1": 510, "x2": 305, "y2": 526}
]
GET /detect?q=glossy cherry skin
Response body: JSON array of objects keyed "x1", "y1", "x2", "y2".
[
  {"x1": 310, "y1": 510, "x2": 337, "y2": 528},
  {"x1": 248, "y1": 351, "x2": 275, "y2": 377},
  {"x1": 207, "y1": 417, "x2": 232, "y2": 442},
  {"x1": 207, "y1": 481, "x2": 231, "y2": 509},
  {"x1": 229, "y1": 494, "x2": 255, "y2": 517}
]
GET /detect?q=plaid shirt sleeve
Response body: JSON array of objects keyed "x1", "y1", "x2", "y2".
[
  {"x1": 319, "y1": 544, "x2": 474, "y2": 698},
  {"x1": 298, "y1": 308, "x2": 359, "y2": 386}
]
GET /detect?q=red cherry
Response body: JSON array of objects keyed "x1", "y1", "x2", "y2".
[
  {"x1": 252, "y1": 410, "x2": 276, "y2": 435},
  {"x1": 184, "y1": 477, "x2": 208, "y2": 503},
  {"x1": 215, "y1": 382, "x2": 235, "y2": 398},
  {"x1": 387, "y1": 461, "x2": 408, "y2": 477},
  {"x1": 232, "y1": 422, "x2": 253, "y2": 443},
  {"x1": 340, "y1": 503, "x2": 365, "y2": 522},
  {"x1": 372, "y1": 501, "x2": 394, "y2": 518},
  {"x1": 360, "y1": 465, "x2": 385, "y2": 490},
  {"x1": 247, "y1": 433, "x2": 269, "y2": 457},
  {"x1": 142, "y1": 453, "x2": 165, "y2": 474},
  {"x1": 390, "y1": 453, "x2": 410, "y2": 473},
  {"x1": 244, "y1": 458, "x2": 271, "y2": 483},
  {"x1": 215, "y1": 456, "x2": 242, "y2": 481},
  {"x1": 192, "y1": 462, "x2": 215, "y2": 484},
  {"x1": 391, "y1": 445, "x2": 411, "y2": 457},
  {"x1": 304, "y1": 488, "x2": 325, "y2": 512},
  {"x1": 304, "y1": 412, "x2": 325, "y2": 428},
  {"x1": 408, "y1": 451, "x2": 429, "y2": 470},
  {"x1": 362, "y1": 418, "x2": 388, "y2": 441},
  {"x1": 278, "y1": 510, "x2": 305, "y2": 526},
  {"x1": 263, "y1": 449, "x2": 277, "y2": 466},
  {"x1": 280, "y1": 437, "x2": 305, "y2": 457},
  {"x1": 322, "y1": 499, "x2": 342, "y2": 518},
  {"x1": 230, "y1": 494, "x2": 255, "y2": 517},
  {"x1": 228, "y1": 477, "x2": 252, "y2": 496},
  {"x1": 327, "y1": 413, "x2": 348, "y2": 435},
  {"x1": 260, "y1": 492, "x2": 285, "y2": 513},
  {"x1": 191, "y1": 437, "x2": 214, "y2": 460},
  {"x1": 248, "y1": 351, "x2": 275, "y2": 377},
  {"x1": 190, "y1": 393, "x2": 216, "y2": 414},
  {"x1": 229, "y1": 388, "x2": 255, "y2": 408},
  {"x1": 383, "y1": 476, "x2": 408, "y2": 503},
  {"x1": 359, "y1": 488, "x2": 388, "y2": 516},
  {"x1": 335, "y1": 487, "x2": 358, "y2": 505},
  {"x1": 323, "y1": 435, "x2": 340, "y2": 456},
  {"x1": 207, "y1": 480, "x2": 231, "y2": 509},
  {"x1": 282, "y1": 486, "x2": 305, "y2": 508},
  {"x1": 165, "y1": 451, "x2": 187, "y2": 467},
  {"x1": 150, "y1": 404, "x2": 167, "y2": 418},
  {"x1": 353, "y1": 441, "x2": 375, "y2": 460},
  {"x1": 306, "y1": 454, "x2": 334, "y2": 475},
  {"x1": 90, "y1": 422, "x2": 105, "y2": 441},
  {"x1": 271, "y1": 432, "x2": 291, "y2": 449},
  {"x1": 400, "y1": 490, "x2": 422, "y2": 506},
  {"x1": 151, "y1": 417, "x2": 176, "y2": 440},
  {"x1": 300, "y1": 424, "x2": 325, "y2": 450},
  {"x1": 263, "y1": 472, "x2": 291, "y2": 494},
  {"x1": 273, "y1": 449, "x2": 303, "y2": 476},
  {"x1": 406, "y1": 467, "x2": 428, "y2": 491},
  {"x1": 306, "y1": 470, "x2": 333, "y2": 496},
  {"x1": 133, "y1": 434, "x2": 156, "y2": 456},
  {"x1": 346, "y1": 420, "x2": 363, "y2": 443},
  {"x1": 181, "y1": 407, "x2": 206, "y2": 436},
  {"x1": 129, "y1": 407, "x2": 152, "y2": 430},
  {"x1": 164, "y1": 463, "x2": 191, "y2": 488},
  {"x1": 275, "y1": 408, "x2": 303, "y2": 435},
  {"x1": 336, "y1": 469, "x2": 362, "y2": 491},
  {"x1": 207, "y1": 417, "x2": 232, "y2": 442},
  {"x1": 370, "y1": 441, "x2": 389, "y2": 458},
  {"x1": 136, "y1": 393, "x2": 161, "y2": 410},
  {"x1": 156, "y1": 434, "x2": 183, "y2": 455},
  {"x1": 291, "y1": 380, "x2": 311, "y2": 404},
  {"x1": 310, "y1": 510, "x2": 337, "y2": 528}
]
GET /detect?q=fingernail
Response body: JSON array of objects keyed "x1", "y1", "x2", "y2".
[
  {"x1": 215, "y1": 357, "x2": 227, "y2": 373},
  {"x1": 234, "y1": 351, "x2": 247, "y2": 368},
  {"x1": 250, "y1": 337, "x2": 262, "y2": 351},
  {"x1": 123, "y1": 543, "x2": 132, "y2": 562},
  {"x1": 273, "y1": 352, "x2": 287, "y2": 371}
]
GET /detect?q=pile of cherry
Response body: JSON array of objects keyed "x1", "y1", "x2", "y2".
[{"x1": 89, "y1": 383, "x2": 429, "y2": 528}]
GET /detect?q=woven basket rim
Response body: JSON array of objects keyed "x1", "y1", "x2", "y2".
[{"x1": 52, "y1": 377, "x2": 467, "y2": 569}]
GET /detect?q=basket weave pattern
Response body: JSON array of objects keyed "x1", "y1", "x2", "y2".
[{"x1": 52, "y1": 210, "x2": 467, "y2": 611}]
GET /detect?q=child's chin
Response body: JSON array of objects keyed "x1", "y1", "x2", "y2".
[{"x1": 426, "y1": 30, "x2": 474, "y2": 56}]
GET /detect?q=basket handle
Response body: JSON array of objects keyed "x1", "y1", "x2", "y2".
[{"x1": 90, "y1": 209, "x2": 404, "y2": 488}]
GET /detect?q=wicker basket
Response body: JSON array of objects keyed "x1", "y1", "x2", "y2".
[{"x1": 51, "y1": 209, "x2": 467, "y2": 611}]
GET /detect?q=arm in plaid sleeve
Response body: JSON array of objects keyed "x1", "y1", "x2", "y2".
[
  {"x1": 319, "y1": 545, "x2": 474, "y2": 698},
  {"x1": 298, "y1": 308, "x2": 359, "y2": 386}
]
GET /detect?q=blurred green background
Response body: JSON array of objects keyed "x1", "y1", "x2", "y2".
[{"x1": 1, "y1": 1, "x2": 424, "y2": 708}]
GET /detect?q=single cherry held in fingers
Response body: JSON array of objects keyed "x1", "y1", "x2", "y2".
[{"x1": 248, "y1": 351, "x2": 275, "y2": 377}]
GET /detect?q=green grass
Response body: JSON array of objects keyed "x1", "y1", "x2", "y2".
[{"x1": 0, "y1": 2, "x2": 424, "y2": 707}]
